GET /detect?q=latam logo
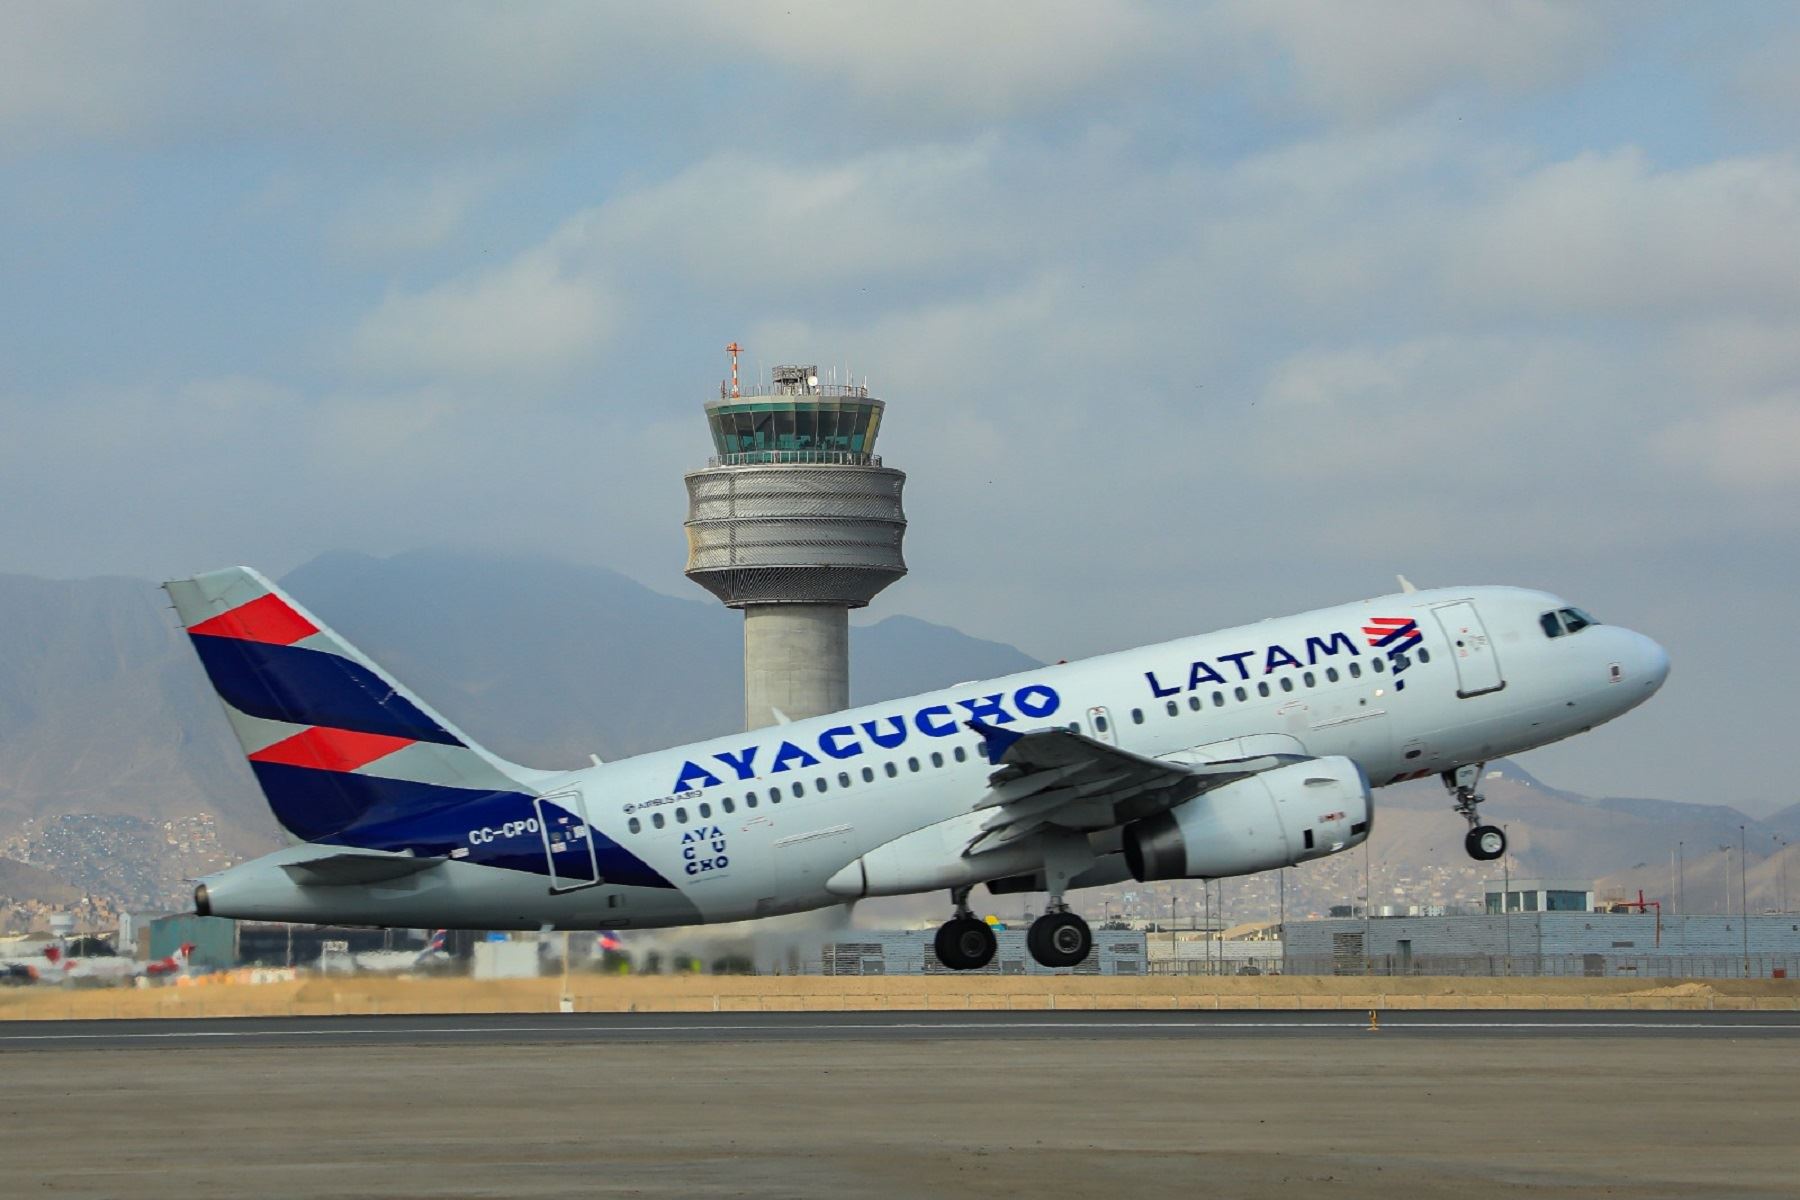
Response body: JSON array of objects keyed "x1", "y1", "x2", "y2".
[
  {"x1": 670, "y1": 685, "x2": 1063, "y2": 793},
  {"x1": 1144, "y1": 630, "x2": 1362, "y2": 699},
  {"x1": 1364, "y1": 617, "x2": 1422, "y2": 690}
]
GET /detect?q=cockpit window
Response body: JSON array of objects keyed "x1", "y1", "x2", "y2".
[{"x1": 1542, "y1": 607, "x2": 1600, "y2": 638}]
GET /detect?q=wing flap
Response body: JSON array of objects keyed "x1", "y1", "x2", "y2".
[{"x1": 964, "y1": 722, "x2": 1317, "y2": 852}]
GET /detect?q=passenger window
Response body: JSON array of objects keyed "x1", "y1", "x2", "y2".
[
  {"x1": 675, "y1": 807, "x2": 688, "y2": 823},
  {"x1": 769, "y1": 787, "x2": 781, "y2": 804},
  {"x1": 1540, "y1": 611, "x2": 1564, "y2": 638},
  {"x1": 839, "y1": 772, "x2": 851, "y2": 787},
  {"x1": 815, "y1": 777, "x2": 827, "y2": 792},
  {"x1": 1325, "y1": 667, "x2": 1339, "y2": 683},
  {"x1": 1418, "y1": 647, "x2": 1431, "y2": 663},
  {"x1": 746, "y1": 795, "x2": 758, "y2": 809},
  {"x1": 698, "y1": 802, "x2": 711, "y2": 819},
  {"x1": 1188, "y1": 695, "x2": 1201, "y2": 712},
  {"x1": 1349, "y1": 661, "x2": 1362, "y2": 679},
  {"x1": 628, "y1": 817, "x2": 641, "y2": 834},
  {"x1": 1279, "y1": 677, "x2": 1294, "y2": 693},
  {"x1": 907, "y1": 757, "x2": 920, "y2": 772},
  {"x1": 1256, "y1": 682, "x2": 1270, "y2": 698},
  {"x1": 861, "y1": 767, "x2": 875, "y2": 782},
  {"x1": 1303, "y1": 671, "x2": 1316, "y2": 687},
  {"x1": 930, "y1": 752, "x2": 944, "y2": 768},
  {"x1": 953, "y1": 746, "x2": 966, "y2": 763},
  {"x1": 652, "y1": 812, "x2": 665, "y2": 829},
  {"x1": 722, "y1": 798, "x2": 735, "y2": 814},
  {"x1": 791, "y1": 782, "x2": 804, "y2": 798},
  {"x1": 885, "y1": 762, "x2": 898, "y2": 778},
  {"x1": 1131, "y1": 709, "x2": 1144, "y2": 724},
  {"x1": 1213, "y1": 691, "x2": 1224, "y2": 707},
  {"x1": 1166, "y1": 700, "x2": 1179, "y2": 716},
  {"x1": 1371, "y1": 657, "x2": 1385, "y2": 673},
  {"x1": 1234, "y1": 686, "x2": 1247, "y2": 702}
]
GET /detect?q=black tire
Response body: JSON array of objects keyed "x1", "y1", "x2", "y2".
[
  {"x1": 1465, "y1": 824, "x2": 1507, "y2": 861},
  {"x1": 934, "y1": 917, "x2": 997, "y2": 971},
  {"x1": 1026, "y1": 911, "x2": 1092, "y2": 968}
]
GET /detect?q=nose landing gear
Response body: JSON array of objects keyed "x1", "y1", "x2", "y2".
[{"x1": 1445, "y1": 763, "x2": 1507, "y2": 862}]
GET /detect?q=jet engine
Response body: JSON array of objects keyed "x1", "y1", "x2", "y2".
[{"x1": 1122, "y1": 756, "x2": 1371, "y2": 881}]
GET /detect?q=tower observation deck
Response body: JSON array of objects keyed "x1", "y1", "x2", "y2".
[{"x1": 684, "y1": 361, "x2": 907, "y2": 730}]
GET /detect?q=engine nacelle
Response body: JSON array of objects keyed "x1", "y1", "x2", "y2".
[{"x1": 1123, "y1": 757, "x2": 1371, "y2": 882}]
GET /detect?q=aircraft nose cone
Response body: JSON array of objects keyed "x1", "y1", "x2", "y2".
[{"x1": 1630, "y1": 632, "x2": 1670, "y2": 694}]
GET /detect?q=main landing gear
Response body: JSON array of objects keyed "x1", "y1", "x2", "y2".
[
  {"x1": 932, "y1": 836, "x2": 1097, "y2": 971},
  {"x1": 934, "y1": 885, "x2": 997, "y2": 971},
  {"x1": 930, "y1": 903, "x2": 1095, "y2": 971},
  {"x1": 1445, "y1": 763, "x2": 1507, "y2": 862}
]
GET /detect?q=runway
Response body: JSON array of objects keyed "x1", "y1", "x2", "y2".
[
  {"x1": 5, "y1": 1011, "x2": 1796, "y2": 1198},
  {"x1": 2, "y1": 1008, "x2": 1796, "y2": 1050}
]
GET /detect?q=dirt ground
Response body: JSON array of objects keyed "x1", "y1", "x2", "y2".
[
  {"x1": 3, "y1": 972, "x2": 1796, "y2": 1021},
  {"x1": 2, "y1": 1036, "x2": 1794, "y2": 1199}
]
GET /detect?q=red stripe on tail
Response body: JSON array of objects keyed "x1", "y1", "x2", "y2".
[
  {"x1": 248, "y1": 727, "x2": 416, "y2": 772},
  {"x1": 188, "y1": 592, "x2": 319, "y2": 645}
]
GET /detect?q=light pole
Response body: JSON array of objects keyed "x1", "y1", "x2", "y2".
[
  {"x1": 1502, "y1": 836, "x2": 1513, "y2": 975},
  {"x1": 1741, "y1": 824, "x2": 1751, "y2": 976},
  {"x1": 1362, "y1": 839, "x2": 1372, "y2": 976},
  {"x1": 1279, "y1": 867, "x2": 1287, "y2": 976}
]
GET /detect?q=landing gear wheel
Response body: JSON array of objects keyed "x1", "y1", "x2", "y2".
[
  {"x1": 1465, "y1": 824, "x2": 1506, "y2": 861},
  {"x1": 1027, "y1": 911, "x2": 1093, "y2": 968},
  {"x1": 934, "y1": 916, "x2": 997, "y2": 971}
]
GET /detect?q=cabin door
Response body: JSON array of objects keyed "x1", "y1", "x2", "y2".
[
  {"x1": 1432, "y1": 601, "x2": 1506, "y2": 698},
  {"x1": 1086, "y1": 706, "x2": 1117, "y2": 746}
]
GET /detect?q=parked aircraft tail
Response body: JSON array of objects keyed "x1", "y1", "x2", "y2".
[{"x1": 164, "y1": 566, "x2": 545, "y2": 842}]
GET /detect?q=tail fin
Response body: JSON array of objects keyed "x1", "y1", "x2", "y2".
[{"x1": 165, "y1": 566, "x2": 544, "y2": 842}]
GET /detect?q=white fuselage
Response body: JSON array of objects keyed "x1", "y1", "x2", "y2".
[{"x1": 201, "y1": 585, "x2": 1668, "y2": 930}]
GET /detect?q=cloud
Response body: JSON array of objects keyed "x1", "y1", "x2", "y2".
[
  {"x1": 348, "y1": 251, "x2": 618, "y2": 377},
  {"x1": 1654, "y1": 398, "x2": 1800, "y2": 492},
  {"x1": 1448, "y1": 149, "x2": 1800, "y2": 317},
  {"x1": 1216, "y1": 0, "x2": 1613, "y2": 121},
  {"x1": 0, "y1": 2, "x2": 1183, "y2": 155},
  {"x1": 704, "y1": 0, "x2": 1173, "y2": 120},
  {"x1": 328, "y1": 165, "x2": 512, "y2": 259}
]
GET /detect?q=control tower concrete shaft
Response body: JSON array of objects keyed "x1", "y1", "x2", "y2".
[{"x1": 684, "y1": 363, "x2": 907, "y2": 730}]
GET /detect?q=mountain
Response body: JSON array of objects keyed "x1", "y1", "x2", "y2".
[{"x1": 0, "y1": 548, "x2": 1042, "y2": 919}]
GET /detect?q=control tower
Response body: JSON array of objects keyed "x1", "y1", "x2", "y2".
[{"x1": 684, "y1": 354, "x2": 907, "y2": 730}]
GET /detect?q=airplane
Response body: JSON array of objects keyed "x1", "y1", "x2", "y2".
[
  {"x1": 35, "y1": 941, "x2": 191, "y2": 982},
  {"x1": 169, "y1": 566, "x2": 1667, "y2": 971}
]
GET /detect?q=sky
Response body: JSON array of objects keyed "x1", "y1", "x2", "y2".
[{"x1": 3, "y1": 2, "x2": 1797, "y2": 811}]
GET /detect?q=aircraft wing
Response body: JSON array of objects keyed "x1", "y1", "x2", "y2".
[{"x1": 964, "y1": 721, "x2": 1306, "y2": 853}]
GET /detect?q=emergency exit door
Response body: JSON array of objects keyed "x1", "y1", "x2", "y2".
[{"x1": 1432, "y1": 601, "x2": 1505, "y2": 698}]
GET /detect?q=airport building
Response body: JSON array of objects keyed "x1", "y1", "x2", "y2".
[
  {"x1": 684, "y1": 353, "x2": 907, "y2": 729},
  {"x1": 1282, "y1": 910, "x2": 1800, "y2": 978},
  {"x1": 756, "y1": 928, "x2": 1150, "y2": 976}
]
